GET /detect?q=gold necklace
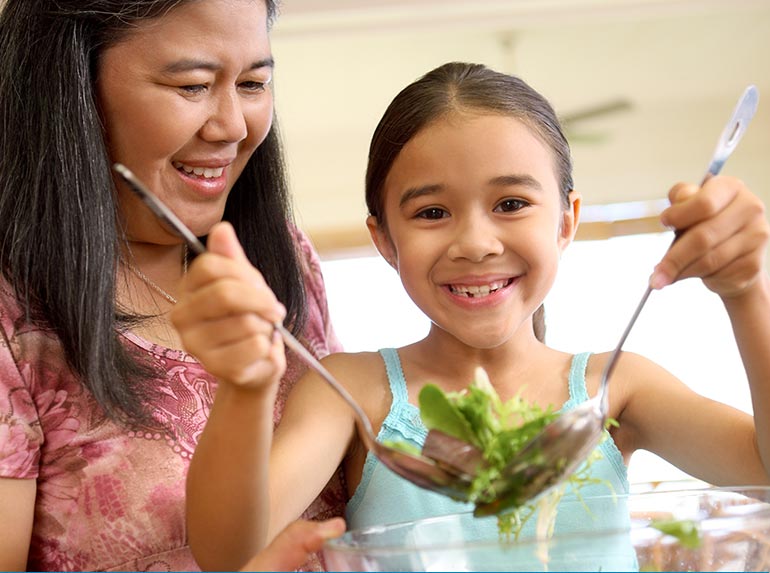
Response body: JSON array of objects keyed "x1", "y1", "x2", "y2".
[{"x1": 124, "y1": 245, "x2": 188, "y2": 305}]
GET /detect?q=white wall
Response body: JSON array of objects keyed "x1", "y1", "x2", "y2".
[{"x1": 270, "y1": 2, "x2": 770, "y2": 254}]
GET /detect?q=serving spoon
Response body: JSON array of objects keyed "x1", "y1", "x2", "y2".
[
  {"x1": 113, "y1": 163, "x2": 474, "y2": 499},
  {"x1": 474, "y1": 84, "x2": 760, "y2": 517}
]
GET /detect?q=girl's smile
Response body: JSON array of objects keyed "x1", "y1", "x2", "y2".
[{"x1": 443, "y1": 275, "x2": 518, "y2": 307}]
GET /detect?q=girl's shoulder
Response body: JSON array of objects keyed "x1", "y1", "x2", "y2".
[
  {"x1": 320, "y1": 350, "x2": 386, "y2": 379},
  {"x1": 586, "y1": 350, "x2": 682, "y2": 416},
  {"x1": 319, "y1": 350, "x2": 392, "y2": 412}
]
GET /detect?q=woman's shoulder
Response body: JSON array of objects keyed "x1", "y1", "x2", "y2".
[{"x1": 0, "y1": 275, "x2": 30, "y2": 338}]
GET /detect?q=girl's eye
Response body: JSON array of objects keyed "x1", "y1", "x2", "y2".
[
  {"x1": 416, "y1": 207, "x2": 448, "y2": 220},
  {"x1": 495, "y1": 198, "x2": 529, "y2": 213}
]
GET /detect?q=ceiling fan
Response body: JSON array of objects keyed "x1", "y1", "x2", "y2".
[{"x1": 559, "y1": 98, "x2": 633, "y2": 144}]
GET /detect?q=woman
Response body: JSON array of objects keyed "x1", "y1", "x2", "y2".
[{"x1": 0, "y1": 0, "x2": 345, "y2": 570}]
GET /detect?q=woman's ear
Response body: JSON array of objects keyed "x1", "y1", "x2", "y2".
[
  {"x1": 558, "y1": 190, "x2": 581, "y2": 252},
  {"x1": 366, "y1": 215, "x2": 398, "y2": 270}
]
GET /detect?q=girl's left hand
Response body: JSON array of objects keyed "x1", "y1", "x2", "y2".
[{"x1": 650, "y1": 175, "x2": 770, "y2": 298}]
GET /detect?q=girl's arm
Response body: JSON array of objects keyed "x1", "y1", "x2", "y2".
[
  {"x1": 0, "y1": 478, "x2": 35, "y2": 571},
  {"x1": 173, "y1": 223, "x2": 287, "y2": 571},
  {"x1": 615, "y1": 176, "x2": 770, "y2": 482},
  {"x1": 267, "y1": 353, "x2": 359, "y2": 540},
  {"x1": 174, "y1": 223, "x2": 356, "y2": 571}
]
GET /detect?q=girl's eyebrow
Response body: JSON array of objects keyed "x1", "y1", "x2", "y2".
[
  {"x1": 489, "y1": 174, "x2": 543, "y2": 190},
  {"x1": 399, "y1": 174, "x2": 543, "y2": 206},
  {"x1": 399, "y1": 184, "x2": 442, "y2": 207},
  {"x1": 162, "y1": 56, "x2": 275, "y2": 74}
]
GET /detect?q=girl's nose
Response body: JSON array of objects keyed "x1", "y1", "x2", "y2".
[
  {"x1": 446, "y1": 216, "x2": 505, "y2": 262},
  {"x1": 200, "y1": 91, "x2": 248, "y2": 143}
]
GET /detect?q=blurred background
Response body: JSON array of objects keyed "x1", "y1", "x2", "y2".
[{"x1": 270, "y1": 0, "x2": 770, "y2": 485}]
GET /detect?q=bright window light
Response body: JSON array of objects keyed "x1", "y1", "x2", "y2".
[{"x1": 320, "y1": 232, "x2": 751, "y2": 485}]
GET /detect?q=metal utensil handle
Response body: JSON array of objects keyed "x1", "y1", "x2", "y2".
[
  {"x1": 599, "y1": 84, "x2": 759, "y2": 398},
  {"x1": 113, "y1": 162, "x2": 377, "y2": 439},
  {"x1": 703, "y1": 85, "x2": 759, "y2": 179},
  {"x1": 276, "y1": 323, "x2": 376, "y2": 438},
  {"x1": 114, "y1": 163, "x2": 207, "y2": 255}
]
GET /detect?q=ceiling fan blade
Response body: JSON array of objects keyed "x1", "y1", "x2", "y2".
[{"x1": 560, "y1": 98, "x2": 633, "y2": 125}]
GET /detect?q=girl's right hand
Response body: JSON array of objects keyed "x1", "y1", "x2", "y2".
[{"x1": 170, "y1": 222, "x2": 287, "y2": 390}]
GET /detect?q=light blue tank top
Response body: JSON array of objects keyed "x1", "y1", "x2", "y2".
[{"x1": 346, "y1": 349, "x2": 637, "y2": 571}]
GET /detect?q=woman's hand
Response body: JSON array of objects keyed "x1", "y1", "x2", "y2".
[
  {"x1": 171, "y1": 222, "x2": 287, "y2": 389},
  {"x1": 650, "y1": 175, "x2": 770, "y2": 299},
  {"x1": 239, "y1": 518, "x2": 346, "y2": 572}
]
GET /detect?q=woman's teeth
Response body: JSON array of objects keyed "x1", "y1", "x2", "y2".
[
  {"x1": 449, "y1": 279, "x2": 511, "y2": 298},
  {"x1": 173, "y1": 161, "x2": 224, "y2": 179}
]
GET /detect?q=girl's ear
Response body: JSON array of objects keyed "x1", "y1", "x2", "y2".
[
  {"x1": 558, "y1": 190, "x2": 581, "y2": 252},
  {"x1": 366, "y1": 215, "x2": 398, "y2": 270}
]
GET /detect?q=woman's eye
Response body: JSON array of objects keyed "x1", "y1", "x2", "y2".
[
  {"x1": 179, "y1": 84, "x2": 207, "y2": 95},
  {"x1": 416, "y1": 207, "x2": 448, "y2": 220},
  {"x1": 495, "y1": 198, "x2": 528, "y2": 213},
  {"x1": 240, "y1": 80, "x2": 268, "y2": 93}
]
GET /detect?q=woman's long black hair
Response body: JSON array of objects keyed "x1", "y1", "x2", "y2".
[{"x1": 0, "y1": 0, "x2": 306, "y2": 423}]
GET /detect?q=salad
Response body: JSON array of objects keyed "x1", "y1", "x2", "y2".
[{"x1": 388, "y1": 367, "x2": 612, "y2": 538}]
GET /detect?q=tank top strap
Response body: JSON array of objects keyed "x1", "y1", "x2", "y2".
[
  {"x1": 379, "y1": 347, "x2": 410, "y2": 404},
  {"x1": 565, "y1": 351, "x2": 629, "y2": 486},
  {"x1": 376, "y1": 348, "x2": 426, "y2": 444},
  {"x1": 565, "y1": 351, "x2": 592, "y2": 408}
]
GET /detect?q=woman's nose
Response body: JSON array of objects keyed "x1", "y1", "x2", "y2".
[
  {"x1": 446, "y1": 216, "x2": 505, "y2": 262},
  {"x1": 200, "y1": 90, "x2": 248, "y2": 143}
]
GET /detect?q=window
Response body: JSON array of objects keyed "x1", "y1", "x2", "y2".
[{"x1": 321, "y1": 231, "x2": 751, "y2": 485}]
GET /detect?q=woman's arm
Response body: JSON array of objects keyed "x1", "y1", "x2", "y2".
[
  {"x1": 239, "y1": 517, "x2": 346, "y2": 572},
  {"x1": 0, "y1": 477, "x2": 36, "y2": 571}
]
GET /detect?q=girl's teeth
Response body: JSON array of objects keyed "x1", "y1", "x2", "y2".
[
  {"x1": 449, "y1": 280, "x2": 509, "y2": 298},
  {"x1": 173, "y1": 161, "x2": 224, "y2": 179}
]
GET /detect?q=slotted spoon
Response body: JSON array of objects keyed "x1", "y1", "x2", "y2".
[{"x1": 474, "y1": 84, "x2": 759, "y2": 516}]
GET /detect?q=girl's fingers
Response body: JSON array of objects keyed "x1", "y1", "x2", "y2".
[
  {"x1": 660, "y1": 177, "x2": 741, "y2": 231},
  {"x1": 670, "y1": 229, "x2": 759, "y2": 281},
  {"x1": 701, "y1": 252, "x2": 766, "y2": 298},
  {"x1": 652, "y1": 177, "x2": 768, "y2": 292},
  {"x1": 206, "y1": 221, "x2": 248, "y2": 261},
  {"x1": 188, "y1": 330, "x2": 285, "y2": 386},
  {"x1": 172, "y1": 278, "x2": 283, "y2": 327},
  {"x1": 178, "y1": 313, "x2": 275, "y2": 356}
]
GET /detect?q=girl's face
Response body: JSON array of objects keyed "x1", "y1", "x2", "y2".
[
  {"x1": 369, "y1": 112, "x2": 580, "y2": 349},
  {"x1": 98, "y1": 0, "x2": 273, "y2": 242}
]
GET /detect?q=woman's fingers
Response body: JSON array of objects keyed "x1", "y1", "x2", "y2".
[{"x1": 240, "y1": 518, "x2": 346, "y2": 572}]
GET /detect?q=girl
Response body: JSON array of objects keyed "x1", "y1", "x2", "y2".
[
  {"x1": 176, "y1": 62, "x2": 770, "y2": 570},
  {"x1": 0, "y1": 0, "x2": 345, "y2": 570}
]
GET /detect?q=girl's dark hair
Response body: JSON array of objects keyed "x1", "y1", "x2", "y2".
[
  {"x1": 365, "y1": 62, "x2": 575, "y2": 343},
  {"x1": 0, "y1": 0, "x2": 305, "y2": 424}
]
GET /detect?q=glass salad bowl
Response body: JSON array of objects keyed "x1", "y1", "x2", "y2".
[{"x1": 323, "y1": 484, "x2": 770, "y2": 571}]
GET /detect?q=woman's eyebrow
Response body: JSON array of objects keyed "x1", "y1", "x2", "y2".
[{"x1": 162, "y1": 57, "x2": 275, "y2": 74}]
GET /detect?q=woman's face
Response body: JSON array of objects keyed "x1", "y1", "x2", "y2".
[
  {"x1": 98, "y1": 0, "x2": 273, "y2": 242},
  {"x1": 370, "y1": 112, "x2": 579, "y2": 350}
]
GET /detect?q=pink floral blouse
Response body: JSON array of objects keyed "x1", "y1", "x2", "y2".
[{"x1": 0, "y1": 230, "x2": 345, "y2": 572}]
